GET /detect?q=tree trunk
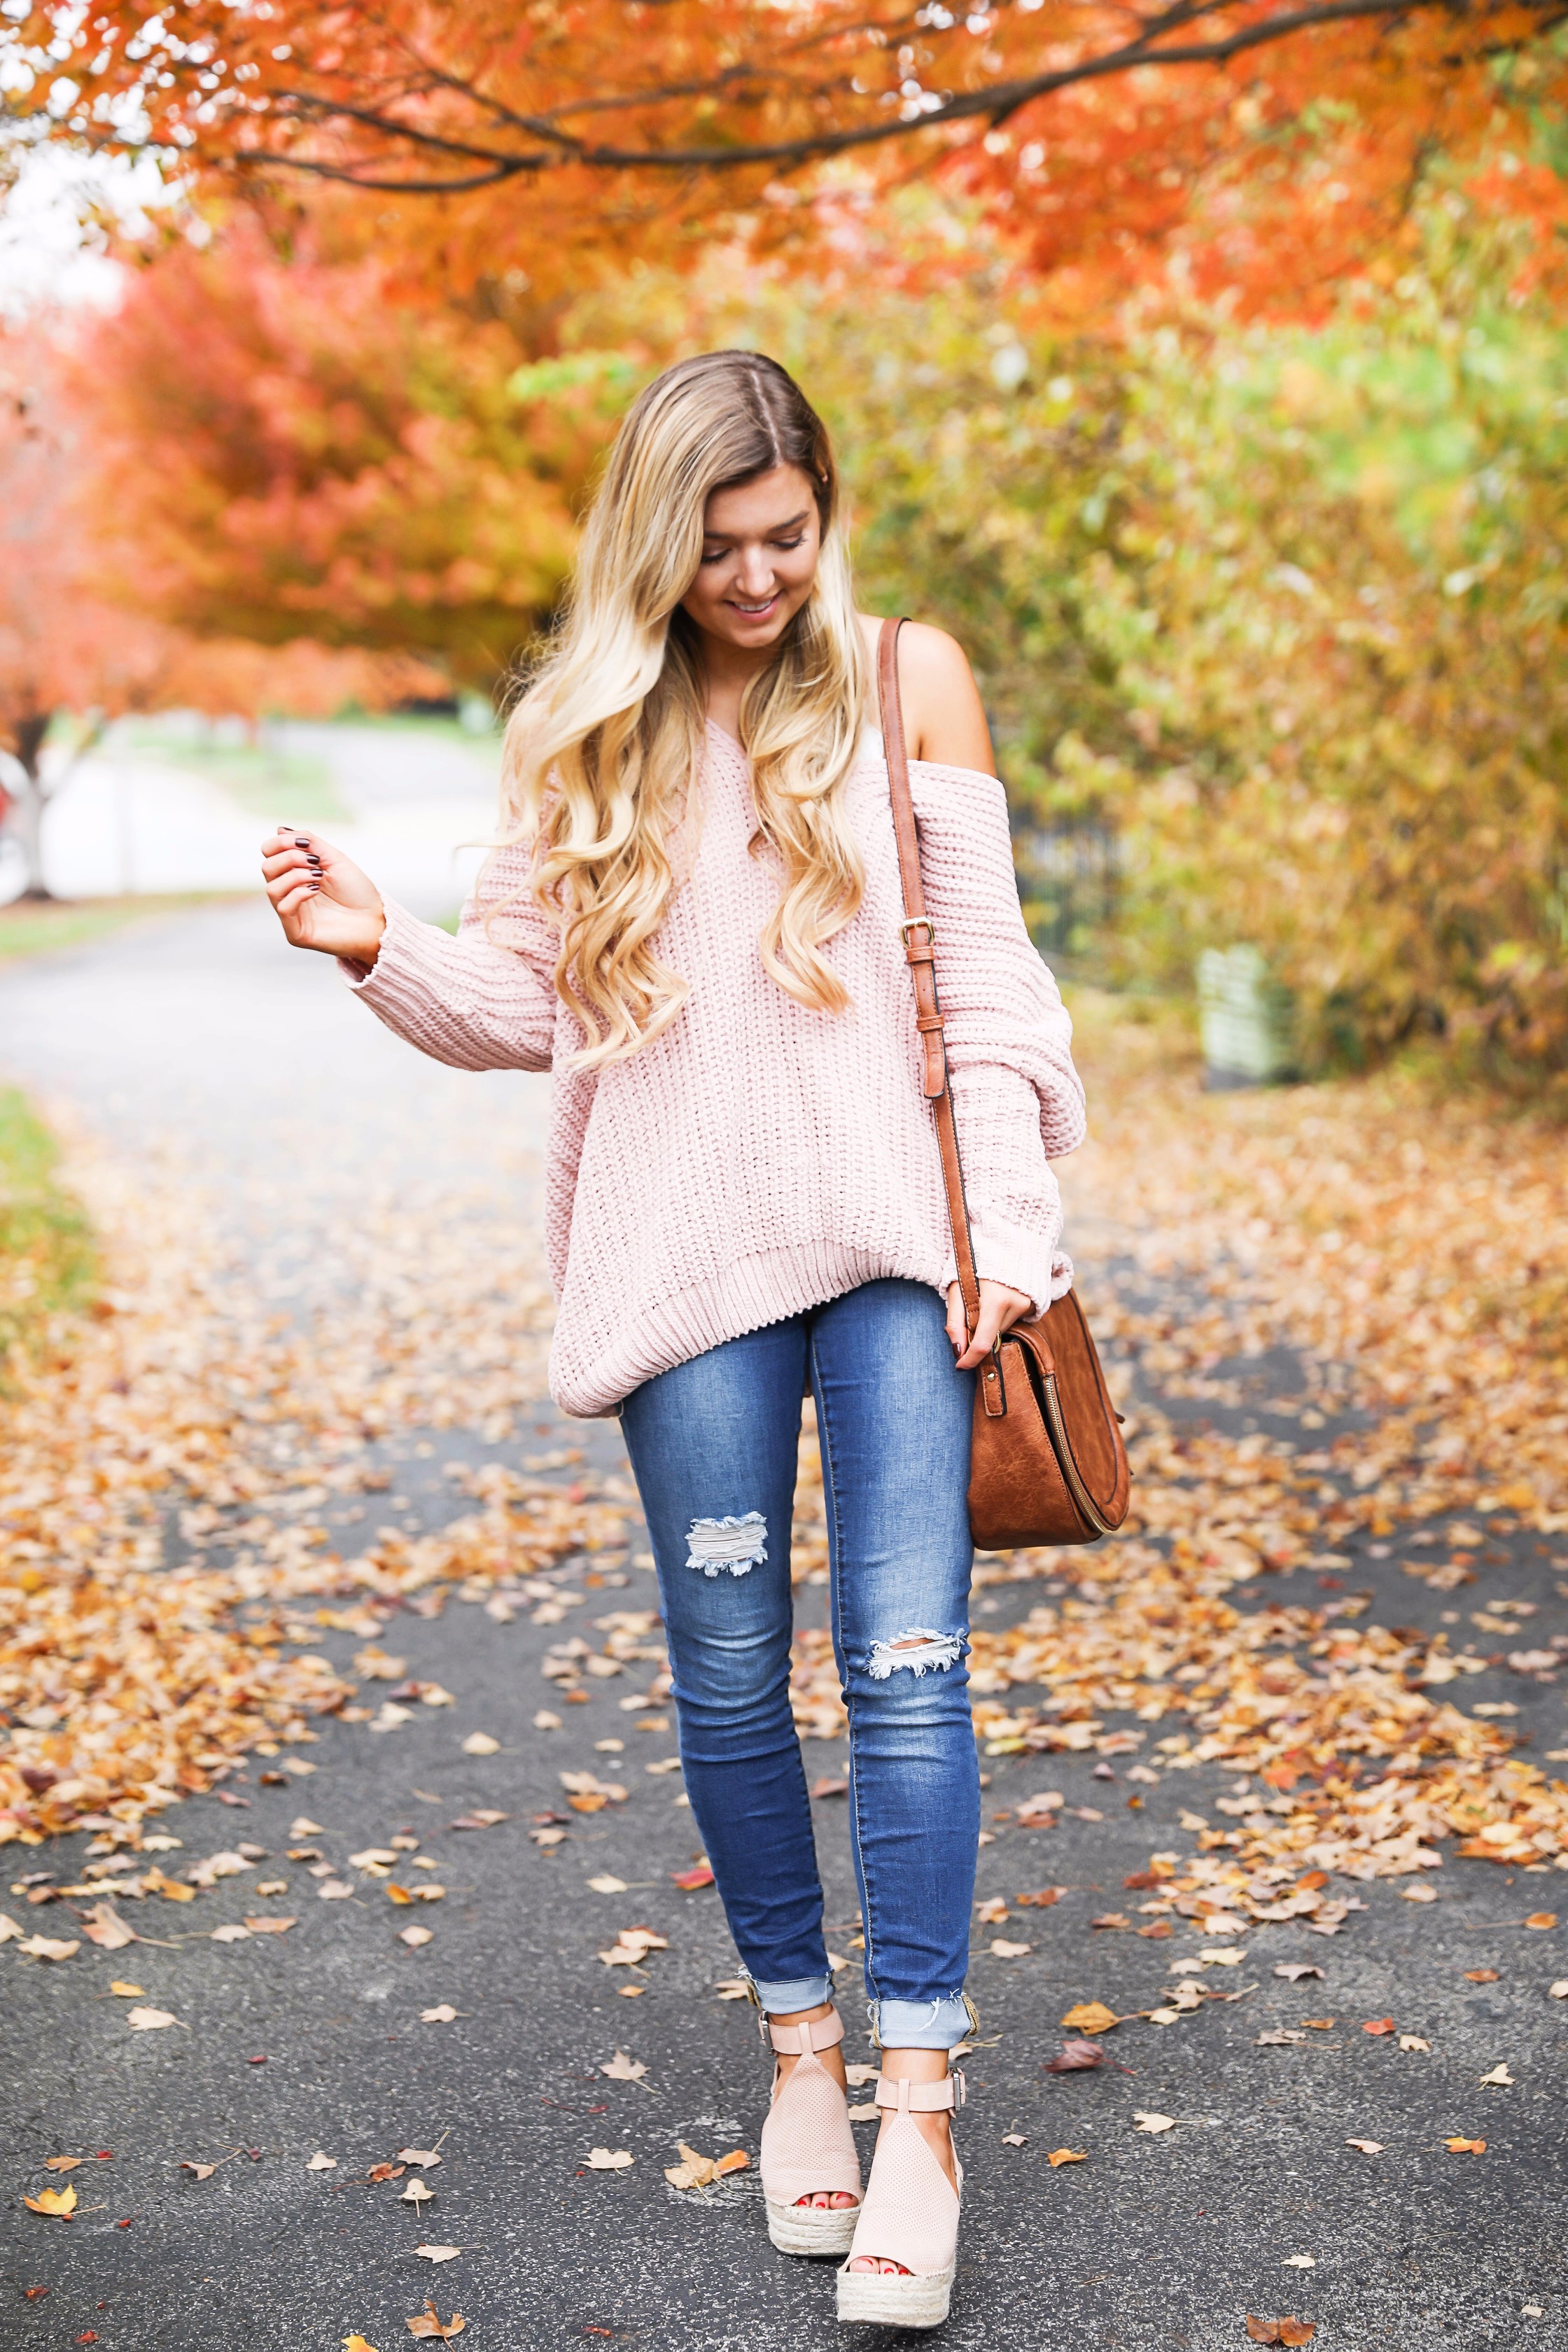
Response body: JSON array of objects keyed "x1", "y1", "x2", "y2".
[{"x1": 9, "y1": 712, "x2": 55, "y2": 901}]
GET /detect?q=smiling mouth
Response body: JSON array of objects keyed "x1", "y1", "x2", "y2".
[{"x1": 728, "y1": 595, "x2": 779, "y2": 617}]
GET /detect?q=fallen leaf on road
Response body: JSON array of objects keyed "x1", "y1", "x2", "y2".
[
  {"x1": 211, "y1": 1924, "x2": 251, "y2": 1942},
  {"x1": 451, "y1": 1811, "x2": 507, "y2": 1830},
  {"x1": 1362, "y1": 2019, "x2": 1396, "y2": 2036},
  {"x1": 1524, "y1": 1913, "x2": 1558, "y2": 1931},
  {"x1": 23, "y1": 2186, "x2": 77, "y2": 2218},
  {"x1": 1246, "y1": 2320, "x2": 1315, "y2": 2345},
  {"x1": 292, "y1": 1817, "x2": 325, "y2": 1837},
  {"x1": 1345, "y1": 2140, "x2": 1384, "y2": 2154},
  {"x1": 399, "y1": 2150, "x2": 443, "y2": 2169},
  {"x1": 671, "y1": 1864, "x2": 715, "y2": 1891},
  {"x1": 1399, "y1": 2036, "x2": 1431, "y2": 2052},
  {"x1": 1463, "y1": 1970, "x2": 1500, "y2": 1983},
  {"x1": 342, "y1": 2337, "x2": 379, "y2": 2351},
  {"x1": 126, "y1": 2007, "x2": 177, "y2": 2030},
  {"x1": 44, "y1": 2157, "x2": 83, "y2": 2172},
  {"x1": 990, "y1": 1938, "x2": 1032, "y2": 1958},
  {"x1": 181, "y1": 2162, "x2": 217, "y2": 2179},
  {"x1": 461, "y1": 1735, "x2": 500, "y2": 1756},
  {"x1": 1015, "y1": 1888, "x2": 1063, "y2": 1908},
  {"x1": 1047, "y1": 2148, "x2": 1088, "y2": 2166},
  {"x1": 398, "y1": 1926, "x2": 434, "y2": 1948},
  {"x1": 406, "y1": 2303, "x2": 464, "y2": 2339},
  {"x1": 1133, "y1": 2113, "x2": 1175, "y2": 2134},
  {"x1": 400, "y1": 2178, "x2": 433, "y2": 2205},
  {"x1": 588, "y1": 1876, "x2": 628, "y2": 1894},
  {"x1": 666, "y1": 2141, "x2": 718, "y2": 2190},
  {"x1": 1258, "y1": 2030, "x2": 1306, "y2": 2045},
  {"x1": 846, "y1": 2101, "x2": 879, "y2": 2120},
  {"x1": 318, "y1": 1880, "x2": 354, "y2": 1900},
  {"x1": 645, "y1": 1758, "x2": 682, "y2": 1776},
  {"x1": 1302, "y1": 2019, "x2": 1335, "y2": 2030},
  {"x1": 415, "y1": 2246, "x2": 461, "y2": 2264},
  {"x1": 80, "y1": 1903, "x2": 136, "y2": 1949},
  {"x1": 1282, "y1": 2254, "x2": 1315, "y2": 2267},
  {"x1": 714, "y1": 1978, "x2": 750, "y2": 2000},
  {"x1": 1060, "y1": 2003, "x2": 1119, "y2": 2035},
  {"x1": 1091, "y1": 1914, "x2": 1131, "y2": 1931},
  {"x1": 600, "y1": 2051, "x2": 648, "y2": 2082},
  {"x1": 1478, "y1": 2064, "x2": 1513, "y2": 2085},
  {"x1": 975, "y1": 1897, "x2": 1009, "y2": 1925},
  {"x1": 714, "y1": 2150, "x2": 750, "y2": 2177},
  {"x1": 1446, "y1": 2137, "x2": 1486, "y2": 2153},
  {"x1": 108, "y1": 1981, "x2": 144, "y2": 1996},
  {"x1": 810, "y1": 1777, "x2": 848, "y2": 1798},
  {"x1": 1399, "y1": 1883, "x2": 1437, "y2": 1903},
  {"x1": 585, "y1": 2148, "x2": 634, "y2": 2171},
  {"x1": 1550, "y1": 1981, "x2": 1568, "y2": 1999},
  {"x1": 307, "y1": 2153, "x2": 338, "y2": 2171},
  {"x1": 1274, "y1": 1964, "x2": 1324, "y2": 1982},
  {"x1": 420, "y1": 2005, "x2": 458, "y2": 2023},
  {"x1": 368, "y1": 2164, "x2": 405, "y2": 2183},
  {"x1": 1045, "y1": 2039, "x2": 1105, "y2": 2073},
  {"x1": 1001, "y1": 2133, "x2": 1027, "y2": 2147},
  {"x1": 844, "y1": 2064, "x2": 879, "y2": 2086},
  {"x1": 1199, "y1": 1948, "x2": 1245, "y2": 1968},
  {"x1": 244, "y1": 1916, "x2": 296, "y2": 1934},
  {"x1": 18, "y1": 1936, "x2": 79, "y2": 1961}
]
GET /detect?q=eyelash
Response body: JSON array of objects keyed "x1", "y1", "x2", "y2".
[{"x1": 700, "y1": 534, "x2": 808, "y2": 564}]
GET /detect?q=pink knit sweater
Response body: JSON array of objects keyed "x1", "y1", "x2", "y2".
[{"x1": 345, "y1": 722, "x2": 1086, "y2": 1416}]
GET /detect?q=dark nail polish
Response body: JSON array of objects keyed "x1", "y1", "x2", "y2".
[{"x1": 295, "y1": 834, "x2": 312, "y2": 846}]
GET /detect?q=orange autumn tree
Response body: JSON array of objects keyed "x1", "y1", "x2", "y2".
[
  {"x1": 71, "y1": 224, "x2": 629, "y2": 691},
  {"x1": 0, "y1": 330, "x2": 449, "y2": 897},
  {"x1": 7, "y1": 0, "x2": 1568, "y2": 308}
]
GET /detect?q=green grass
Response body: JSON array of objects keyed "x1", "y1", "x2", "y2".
[
  {"x1": 0, "y1": 1088, "x2": 94, "y2": 1364},
  {"x1": 0, "y1": 894, "x2": 246, "y2": 967}
]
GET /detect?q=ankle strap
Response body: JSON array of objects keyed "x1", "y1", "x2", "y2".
[
  {"x1": 766, "y1": 2007, "x2": 845, "y2": 2057},
  {"x1": 874, "y1": 2069, "x2": 965, "y2": 2114}
]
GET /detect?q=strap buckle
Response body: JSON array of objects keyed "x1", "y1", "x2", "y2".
[{"x1": 898, "y1": 918, "x2": 937, "y2": 949}]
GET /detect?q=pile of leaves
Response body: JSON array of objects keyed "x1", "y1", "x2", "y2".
[{"x1": 0, "y1": 1131, "x2": 625, "y2": 1843}]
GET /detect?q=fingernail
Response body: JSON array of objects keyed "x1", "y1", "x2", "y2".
[{"x1": 295, "y1": 834, "x2": 312, "y2": 846}]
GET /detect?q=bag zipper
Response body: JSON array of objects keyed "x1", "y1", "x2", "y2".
[{"x1": 1041, "y1": 1373, "x2": 1118, "y2": 1536}]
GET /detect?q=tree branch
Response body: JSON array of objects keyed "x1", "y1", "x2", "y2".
[{"x1": 214, "y1": 0, "x2": 1560, "y2": 192}]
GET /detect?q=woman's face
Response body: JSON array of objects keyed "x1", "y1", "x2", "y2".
[{"x1": 679, "y1": 463, "x2": 823, "y2": 654}]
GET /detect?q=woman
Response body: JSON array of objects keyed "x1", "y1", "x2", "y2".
[{"x1": 261, "y1": 351, "x2": 1084, "y2": 2329}]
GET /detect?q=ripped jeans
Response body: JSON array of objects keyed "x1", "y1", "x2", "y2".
[{"x1": 619, "y1": 1278, "x2": 979, "y2": 2050}]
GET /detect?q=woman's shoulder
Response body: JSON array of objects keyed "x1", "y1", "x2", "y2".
[{"x1": 855, "y1": 613, "x2": 996, "y2": 775}]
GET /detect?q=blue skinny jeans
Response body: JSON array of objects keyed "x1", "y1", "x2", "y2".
[{"x1": 620, "y1": 1278, "x2": 979, "y2": 2050}]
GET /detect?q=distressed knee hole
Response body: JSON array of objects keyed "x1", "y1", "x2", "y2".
[
  {"x1": 866, "y1": 1627, "x2": 965, "y2": 1679},
  {"x1": 685, "y1": 1511, "x2": 768, "y2": 1578}
]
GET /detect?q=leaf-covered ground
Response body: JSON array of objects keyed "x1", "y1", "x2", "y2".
[{"x1": 1, "y1": 911, "x2": 1564, "y2": 2345}]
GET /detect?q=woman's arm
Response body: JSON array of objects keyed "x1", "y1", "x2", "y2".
[
  {"x1": 260, "y1": 827, "x2": 559, "y2": 1072},
  {"x1": 909, "y1": 757, "x2": 1088, "y2": 1344}
]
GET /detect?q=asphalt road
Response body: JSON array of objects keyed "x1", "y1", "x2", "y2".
[{"x1": 2, "y1": 904, "x2": 1565, "y2": 2351}]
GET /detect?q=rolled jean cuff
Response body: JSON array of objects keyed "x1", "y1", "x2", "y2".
[
  {"x1": 872, "y1": 1994, "x2": 972, "y2": 2051},
  {"x1": 752, "y1": 1973, "x2": 834, "y2": 2015}
]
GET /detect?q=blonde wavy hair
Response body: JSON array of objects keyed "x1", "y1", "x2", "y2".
[{"x1": 496, "y1": 350, "x2": 869, "y2": 1069}]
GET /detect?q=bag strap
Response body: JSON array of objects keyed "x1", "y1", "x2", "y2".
[{"x1": 877, "y1": 615, "x2": 983, "y2": 1344}]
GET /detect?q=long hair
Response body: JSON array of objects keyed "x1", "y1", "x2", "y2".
[{"x1": 496, "y1": 350, "x2": 868, "y2": 1069}]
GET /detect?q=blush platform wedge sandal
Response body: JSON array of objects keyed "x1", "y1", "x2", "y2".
[
  {"x1": 835, "y1": 2071, "x2": 964, "y2": 2329},
  {"x1": 759, "y1": 2007, "x2": 863, "y2": 2258}
]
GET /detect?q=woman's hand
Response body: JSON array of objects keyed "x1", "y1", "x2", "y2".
[
  {"x1": 260, "y1": 826, "x2": 386, "y2": 965},
  {"x1": 945, "y1": 1278, "x2": 1032, "y2": 1371}
]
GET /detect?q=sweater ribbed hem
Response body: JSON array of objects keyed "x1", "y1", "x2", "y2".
[{"x1": 550, "y1": 1239, "x2": 953, "y2": 1418}]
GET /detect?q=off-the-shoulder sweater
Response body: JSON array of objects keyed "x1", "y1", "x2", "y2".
[{"x1": 343, "y1": 720, "x2": 1086, "y2": 1417}]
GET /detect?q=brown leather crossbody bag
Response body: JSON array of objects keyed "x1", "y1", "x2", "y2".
[{"x1": 877, "y1": 615, "x2": 1131, "y2": 1550}]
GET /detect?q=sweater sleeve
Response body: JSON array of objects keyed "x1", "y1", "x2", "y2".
[
  {"x1": 910, "y1": 761, "x2": 1087, "y2": 1316},
  {"x1": 340, "y1": 841, "x2": 559, "y2": 1073}
]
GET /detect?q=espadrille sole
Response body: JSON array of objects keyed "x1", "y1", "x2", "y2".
[
  {"x1": 766, "y1": 2197, "x2": 861, "y2": 2257},
  {"x1": 834, "y1": 2256, "x2": 955, "y2": 2328}
]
